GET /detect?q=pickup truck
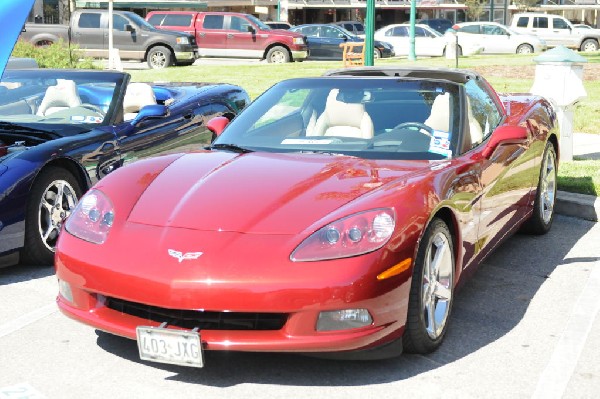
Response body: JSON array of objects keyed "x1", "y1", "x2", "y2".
[
  {"x1": 511, "y1": 13, "x2": 600, "y2": 51},
  {"x1": 146, "y1": 11, "x2": 308, "y2": 63},
  {"x1": 20, "y1": 9, "x2": 198, "y2": 68}
]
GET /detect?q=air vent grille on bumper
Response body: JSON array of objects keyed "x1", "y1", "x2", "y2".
[{"x1": 106, "y1": 297, "x2": 287, "y2": 331}]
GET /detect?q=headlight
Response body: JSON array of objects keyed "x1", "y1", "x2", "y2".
[
  {"x1": 291, "y1": 208, "x2": 395, "y2": 262},
  {"x1": 293, "y1": 37, "x2": 305, "y2": 45},
  {"x1": 65, "y1": 189, "x2": 115, "y2": 244},
  {"x1": 176, "y1": 36, "x2": 190, "y2": 45}
]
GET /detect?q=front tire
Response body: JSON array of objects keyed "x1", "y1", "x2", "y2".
[
  {"x1": 22, "y1": 167, "x2": 82, "y2": 265},
  {"x1": 516, "y1": 43, "x2": 534, "y2": 54},
  {"x1": 521, "y1": 141, "x2": 557, "y2": 235},
  {"x1": 403, "y1": 218, "x2": 454, "y2": 354},
  {"x1": 581, "y1": 39, "x2": 599, "y2": 52},
  {"x1": 147, "y1": 46, "x2": 173, "y2": 69},
  {"x1": 373, "y1": 49, "x2": 382, "y2": 59},
  {"x1": 266, "y1": 46, "x2": 290, "y2": 63}
]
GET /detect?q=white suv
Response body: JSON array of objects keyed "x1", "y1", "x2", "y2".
[{"x1": 510, "y1": 13, "x2": 600, "y2": 51}]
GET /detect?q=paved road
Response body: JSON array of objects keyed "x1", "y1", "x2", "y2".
[{"x1": 0, "y1": 215, "x2": 599, "y2": 399}]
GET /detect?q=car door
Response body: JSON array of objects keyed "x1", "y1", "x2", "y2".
[
  {"x1": 109, "y1": 13, "x2": 145, "y2": 61},
  {"x1": 550, "y1": 16, "x2": 576, "y2": 47},
  {"x1": 318, "y1": 26, "x2": 348, "y2": 59},
  {"x1": 297, "y1": 26, "x2": 326, "y2": 59},
  {"x1": 72, "y1": 11, "x2": 105, "y2": 58},
  {"x1": 117, "y1": 101, "x2": 214, "y2": 168},
  {"x1": 196, "y1": 14, "x2": 227, "y2": 57},
  {"x1": 415, "y1": 26, "x2": 444, "y2": 56},
  {"x1": 480, "y1": 24, "x2": 512, "y2": 53},
  {"x1": 225, "y1": 15, "x2": 264, "y2": 58},
  {"x1": 465, "y1": 80, "x2": 537, "y2": 260},
  {"x1": 388, "y1": 25, "x2": 409, "y2": 56}
]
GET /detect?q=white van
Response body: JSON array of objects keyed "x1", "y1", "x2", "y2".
[{"x1": 510, "y1": 13, "x2": 600, "y2": 51}]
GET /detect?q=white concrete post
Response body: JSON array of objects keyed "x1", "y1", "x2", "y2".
[{"x1": 530, "y1": 46, "x2": 587, "y2": 162}]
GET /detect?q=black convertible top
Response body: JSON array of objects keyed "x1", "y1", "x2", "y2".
[{"x1": 323, "y1": 66, "x2": 481, "y2": 85}]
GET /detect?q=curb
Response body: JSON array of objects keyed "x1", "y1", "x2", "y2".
[{"x1": 556, "y1": 191, "x2": 600, "y2": 222}]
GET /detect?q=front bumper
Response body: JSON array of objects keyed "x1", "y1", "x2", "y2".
[
  {"x1": 55, "y1": 225, "x2": 412, "y2": 354},
  {"x1": 291, "y1": 50, "x2": 309, "y2": 61}
]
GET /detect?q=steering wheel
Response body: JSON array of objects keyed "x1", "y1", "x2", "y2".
[
  {"x1": 393, "y1": 122, "x2": 434, "y2": 137},
  {"x1": 79, "y1": 103, "x2": 106, "y2": 116}
]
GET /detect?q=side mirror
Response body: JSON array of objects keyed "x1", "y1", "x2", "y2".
[
  {"x1": 130, "y1": 104, "x2": 168, "y2": 125},
  {"x1": 482, "y1": 125, "x2": 529, "y2": 159},
  {"x1": 247, "y1": 25, "x2": 256, "y2": 34},
  {"x1": 125, "y1": 24, "x2": 135, "y2": 32},
  {"x1": 207, "y1": 116, "x2": 230, "y2": 137}
]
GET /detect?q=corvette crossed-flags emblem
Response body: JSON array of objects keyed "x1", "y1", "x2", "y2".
[{"x1": 168, "y1": 249, "x2": 204, "y2": 263}]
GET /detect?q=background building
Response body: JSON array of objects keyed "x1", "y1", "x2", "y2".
[{"x1": 26, "y1": 0, "x2": 600, "y2": 27}]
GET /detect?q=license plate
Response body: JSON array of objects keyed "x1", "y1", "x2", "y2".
[{"x1": 136, "y1": 326, "x2": 203, "y2": 368}]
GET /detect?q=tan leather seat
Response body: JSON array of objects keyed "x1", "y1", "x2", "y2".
[
  {"x1": 310, "y1": 89, "x2": 374, "y2": 139},
  {"x1": 37, "y1": 79, "x2": 82, "y2": 116},
  {"x1": 123, "y1": 82, "x2": 157, "y2": 121},
  {"x1": 425, "y1": 93, "x2": 483, "y2": 150}
]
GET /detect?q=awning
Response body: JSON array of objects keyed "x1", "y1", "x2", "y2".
[{"x1": 75, "y1": 0, "x2": 207, "y2": 8}]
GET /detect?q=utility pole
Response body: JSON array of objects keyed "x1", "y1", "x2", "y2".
[
  {"x1": 364, "y1": 0, "x2": 375, "y2": 66},
  {"x1": 409, "y1": 0, "x2": 417, "y2": 61}
]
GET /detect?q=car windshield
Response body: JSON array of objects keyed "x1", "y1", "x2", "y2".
[
  {"x1": 247, "y1": 14, "x2": 271, "y2": 30},
  {"x1": 127, "y1": 12, "x2": 156, "y2": 30},
  {"x1": 215, "y1": 78, "x2": 461, "y2": 160},
  {"x1": 0, "y1": 70, "x2": 125, "y2": 135}
]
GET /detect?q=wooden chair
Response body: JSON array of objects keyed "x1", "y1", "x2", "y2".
[{"x1": 340, "y1": 41, "x2": 365, "y2": 67}]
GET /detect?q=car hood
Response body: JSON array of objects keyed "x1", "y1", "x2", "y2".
[
  {"x1": 127, "y1": 151, "x2": 427, "y2": 235},
  {"x1": 0, "y1": 1, "x2": 36, "y2": 78}
]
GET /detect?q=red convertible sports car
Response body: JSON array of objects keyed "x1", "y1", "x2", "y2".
[{"x1": 55, "y1": 67, "x2": 558, "y2": 367}]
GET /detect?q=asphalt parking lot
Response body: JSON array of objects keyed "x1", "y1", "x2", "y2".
[{"x1": 1, "y1": 215, "x2": 599, "y2": 399}]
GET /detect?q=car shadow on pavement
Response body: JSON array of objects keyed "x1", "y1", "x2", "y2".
[
  {"x1": 0, "y1": 263, "x2": 54, "y2": 286},
  {"x1": 95, "y1": 215, "x2": 598, "y2": 387}
]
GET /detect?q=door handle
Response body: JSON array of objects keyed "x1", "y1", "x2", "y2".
[
  {"x1": 227, "y1": 33, "x2": 234, "y2": 39},
  {"x1": 184, "y1": 112, "x2": 193, "y2": 120},
  {"x1": 199, "y1": 32, "x2": 205, "y2": 37}
]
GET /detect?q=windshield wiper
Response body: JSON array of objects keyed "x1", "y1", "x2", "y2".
[
  {"x1": 0, "y1": 121, "x2": 57, "y2": 136},
  {"x1": 210, "y1": 143, "x2": 253, "y2": 153}
]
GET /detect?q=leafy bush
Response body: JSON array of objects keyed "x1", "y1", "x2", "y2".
[{"x1": 11, "y1": 40, "x2": 99, "y2": 69}]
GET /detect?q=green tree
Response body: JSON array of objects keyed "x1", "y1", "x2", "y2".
[{"x1": 463, "y1": 0, "x2": 484, "y2": 21}]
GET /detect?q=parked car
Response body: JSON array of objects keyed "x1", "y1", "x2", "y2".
[
  {"x1": 453, "y1": 22, "x2": 546, "y2": 54},
  {"x1": 332, "y1": 20, "x2": 365, "y2": 37},
  {"x1": 417, "y1": 18, "x2": 453, "y2": 34},
  {"x1": 146, "y1": 11, "x2": 307, "y2": 63},
  {"x1": 511, "y1": 13, "x2": 600, "y2": 51},
  {"x1": 20, "y1": 9, "x2": 198, "y2": 69},
  {"x1": 374, "y1": 23, "x2": 481, "y2": 57},
  {"x1": 0, "y1": 69, "x2": 249, "y2": 267},
  {"x1": 55, "y1": 66, "x2": 558, "y2": 367},
  {"x1": 265, "y1": 21, "x2": 293, "y2": 30},
  {"x1": 290, "y1": 24, "x2": 394, "y2": 60}
]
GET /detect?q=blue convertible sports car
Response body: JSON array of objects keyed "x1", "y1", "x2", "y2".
[{"x1": 0, "y1": 69, "x2": 249, "y2": 266}]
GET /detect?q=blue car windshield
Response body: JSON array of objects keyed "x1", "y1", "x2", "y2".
[
  {"x1": 0, "y1": 70, "x2": 125, "y2": 135},
  {"x1": 215, "y1": 77, "x2": 462, "y2": 160}
]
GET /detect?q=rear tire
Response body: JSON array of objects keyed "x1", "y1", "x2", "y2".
[
  {"x1": 266, "y1": 46, "x2": 290, "y2": 63},
  {"x1": 520, "y1": 141, "x2": 557, "y2": 235},
  {"x1": 22, "y1": 167, "x2": 82, "y2": 265},
  {"x1": 147, "y1": 46, "x2": 173, "y2": 69},
  {"x1": 403, "y1": 218, "x2": 454, "y2": 354}
]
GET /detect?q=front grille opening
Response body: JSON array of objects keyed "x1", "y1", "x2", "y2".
[{"x1": 106, "y1": 297, "x2": 287, "y2": 331}]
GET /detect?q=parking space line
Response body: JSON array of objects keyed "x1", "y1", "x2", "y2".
[
  {"x1": 0, "y1": 303, "x2": 56, "y2": 339},
  {"x1": 532, "y1": 261, "x2": 600, "y2": 399}
]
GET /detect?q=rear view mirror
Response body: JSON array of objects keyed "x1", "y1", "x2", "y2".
[
  {"x1": 482, "y1": 125, "x2": 529, "y2": 158},
  {"x1": 130, "y1": 104, "x2": 168, "y2": 125},
  {"x1": 207, "y1": 116, "x2": 230, "y2": 137}
]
